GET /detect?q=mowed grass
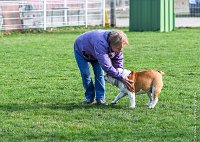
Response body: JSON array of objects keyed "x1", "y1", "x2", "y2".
[{"x1": 0, "y1": 27, "x2": 199, "y2": 142}]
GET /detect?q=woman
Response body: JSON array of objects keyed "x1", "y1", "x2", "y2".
[{"x1": 74, "y1": 29, "x2": 134, "y2": 105}]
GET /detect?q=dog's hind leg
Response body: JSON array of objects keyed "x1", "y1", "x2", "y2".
[
  {"x1": 147, "y1": 84, "x2": 155, "y2": 108},
  {"x1": 149, "y1": 85, "x2": 160, "y2": 109},
  {"x1": 111, "y1": 92, "x2": 126, "y2": 105},
  {"x1": 149, "y1": 96, "x2": 158, "y2": 108},
  {"x1": 149, "y1": 79, "x2": 163, "y2": 108},
  {"x1": 148, "y1": 84, "x2": 157, "y2": 109},
  {"x1": 150, "y1": 90, "x2": 160, "y2": 108},
  {"x1": 147, "y1": 92, "x2": 154, "y2": 106}
]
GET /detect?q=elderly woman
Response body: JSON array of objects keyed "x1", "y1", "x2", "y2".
[{"x1": 74, "y1": 30, "x2": 133, "y2": 105}]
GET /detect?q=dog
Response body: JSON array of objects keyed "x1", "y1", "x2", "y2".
[{"x1": 105, "y1": 68, "x2": 164, "y2": 109}]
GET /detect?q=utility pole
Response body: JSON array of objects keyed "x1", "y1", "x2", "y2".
[{"x1": 110, "y1": 0, "x2": 116, "y2": 27}]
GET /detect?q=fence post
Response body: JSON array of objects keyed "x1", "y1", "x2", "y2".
[
  {"x1": 110, "y1": 0, "x2": 116, "y2": 27},
  {"x1": 85, "y1": 0, "x2": 88, "y2": 28},
  {"x1": 43, "y1": 0, "x2": 47, "y2": 30},
  {"x1": 64, "y1": 0, "x2": 68, "y2": 25},
  {"x1": 102, "y1": 0, "x2": 105, "y2": 27}
]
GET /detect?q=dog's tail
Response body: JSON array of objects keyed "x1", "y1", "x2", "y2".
[{"x1": 157, "y1": 70, "x2": 165, "y2": 76}]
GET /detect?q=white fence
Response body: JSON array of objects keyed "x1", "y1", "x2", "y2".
[
  {"x1": 0, "y1": 0, "x2": 105, "y2": 30},
  {"x1": 0, "y1": 0, "x2": 200, "y2": 31}
]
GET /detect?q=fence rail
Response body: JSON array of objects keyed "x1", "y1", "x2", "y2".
[{"x1": 0, "y1": 0, "x2": 105, "y2": 31}]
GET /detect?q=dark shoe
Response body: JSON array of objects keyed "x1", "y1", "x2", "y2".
[
  {"x1": 81, "y1": 99, "x2": 94, "y2": 105},
  {"x1": 94, "y1": 99, "x2": 107, "y2": 106},
  {"x1": 110, "y1": 102, "x2": 117, "y2": 105}
]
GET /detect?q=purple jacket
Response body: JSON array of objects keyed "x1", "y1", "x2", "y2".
[{"x1": 74, "y1": 30, "x2": 124, "y2": 81}]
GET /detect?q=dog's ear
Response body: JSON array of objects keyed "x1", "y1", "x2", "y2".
[
  {"x1": 128, "y1": 71, "x2": 135, "y2": 81},
  {"x1": 130, "y1": 71, "x2": 135, "y2": 75}
]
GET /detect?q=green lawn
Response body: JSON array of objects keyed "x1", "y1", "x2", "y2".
[{"x1": 0, "y1": 27, "x2": 199, "y2": 142}]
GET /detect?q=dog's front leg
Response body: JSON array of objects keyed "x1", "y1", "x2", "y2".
[
  {"x1": 127, "y1": 91, "x2": 136, "y2": 109},
  {"x1": 111, "y1": 92, "x2": 126, "y2": 105}
]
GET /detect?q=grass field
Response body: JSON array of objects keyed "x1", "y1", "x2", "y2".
[{"x1": 0, "y1": 27, "x2": 199, "y2": 142}]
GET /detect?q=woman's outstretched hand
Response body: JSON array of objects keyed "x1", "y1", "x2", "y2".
[{"x1": 122, "y1": 77, "x2": 134, "y2": 92}]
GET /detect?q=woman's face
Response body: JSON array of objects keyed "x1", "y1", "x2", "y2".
[{"x1": 111, "y1": 44, "x2": 123, "y2": 53}]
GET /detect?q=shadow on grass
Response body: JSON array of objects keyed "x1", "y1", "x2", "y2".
[
  {"x1": 0, "y1": 102, "x2": 128, "y2": 112},
  {"x1": 47, "y1": 102, "x2": 128, "y2": 111},
  {"x1": 0, "y1": 103, "x2": 43, "y2": 112}
]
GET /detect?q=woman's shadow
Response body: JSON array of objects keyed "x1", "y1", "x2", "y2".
[
  {"x1": 47, "y1": 102, "x2": 126, "y2": 111},
  {"x1": 0, "y1": 102, "x2": 125, "y2": 112}
]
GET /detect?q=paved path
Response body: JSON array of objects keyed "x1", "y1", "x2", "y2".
[
  {"x1": 116, "y1": 17, "x2": 200, "y2": 28},
  {"x1": 175, "y1": 17, "x2": 200, "y2": 27}
]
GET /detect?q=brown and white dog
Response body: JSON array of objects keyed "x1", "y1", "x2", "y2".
[{"x1": 105, "y1": 68, "x2": 164, "y2": 109}]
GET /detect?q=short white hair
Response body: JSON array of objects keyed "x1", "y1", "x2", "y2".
[{"x1": 108, "y1": 30, "x2": 128, "y2": 48}]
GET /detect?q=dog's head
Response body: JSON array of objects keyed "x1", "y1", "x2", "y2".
[{"x1": 104, "y1": 68, "x2": 131, "y2": 85}]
